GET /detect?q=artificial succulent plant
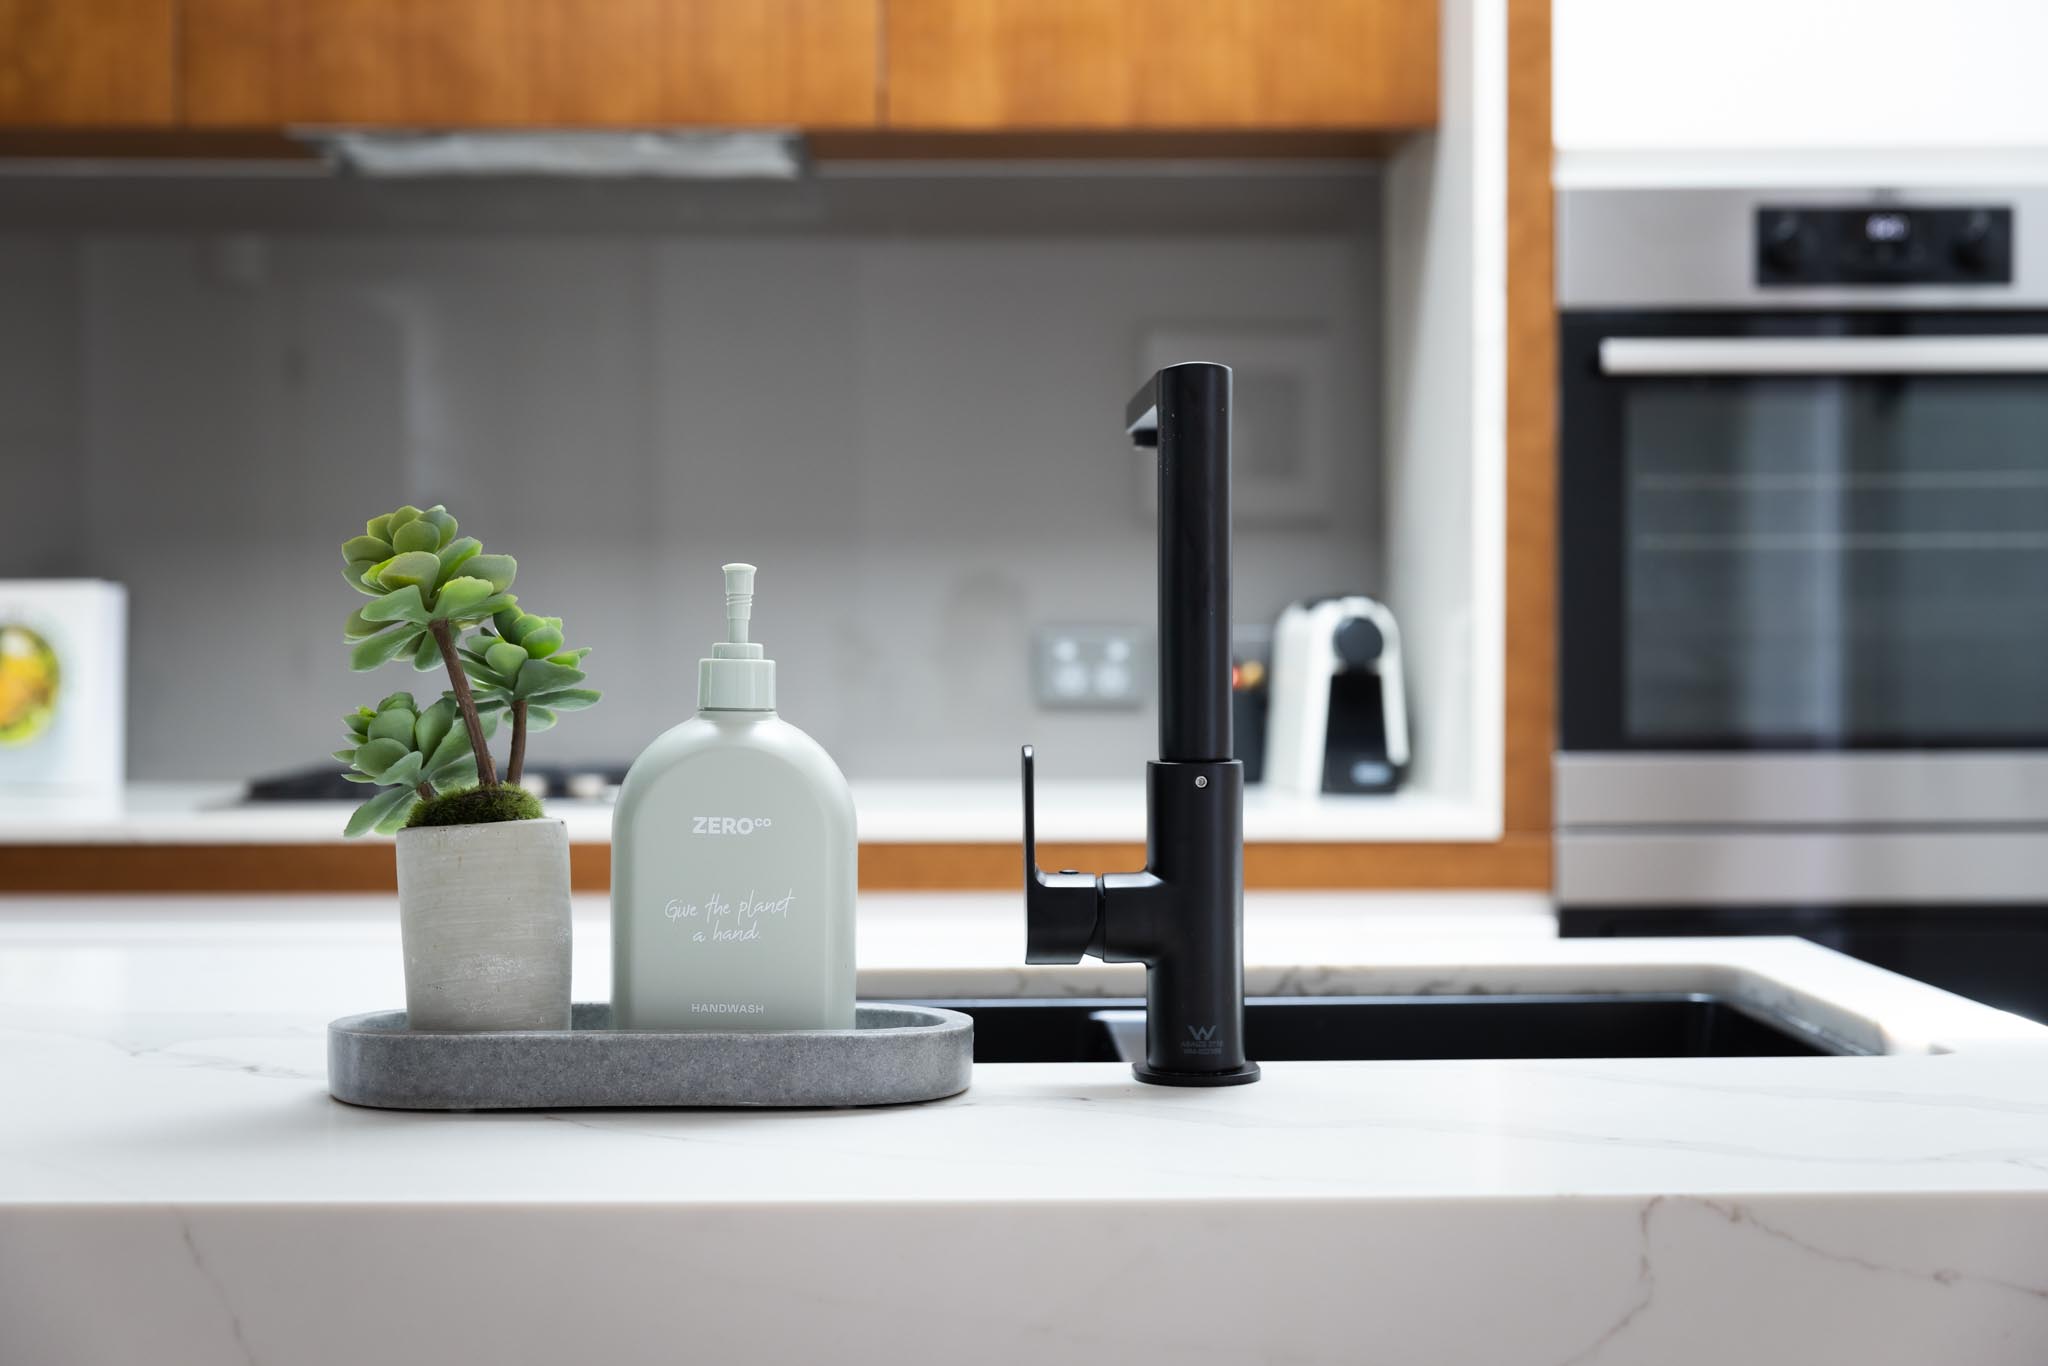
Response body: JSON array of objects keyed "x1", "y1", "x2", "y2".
[
  {"x1": 460, "y1": 607, "x2": 602, "y2": 784},
  {"x1": 334, "y1": 692, "x2": 496, "y2": 836},
  {"x1": 341, "y1": 505, "x2": 518, "y2": 673},
  {"x1": 338, "y1": 504, "x2": 600, "y2": 836}
]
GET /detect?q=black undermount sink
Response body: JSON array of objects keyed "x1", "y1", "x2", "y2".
[{"x1": 890, "y1": 994, "x2": 1862, "y2": 1064}]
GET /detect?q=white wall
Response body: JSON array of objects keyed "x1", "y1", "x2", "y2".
[
  {"x1": 1557, "y1": 0, "x2": 2048, "y2": 153},
  {"x1": 1379, "y1": 0, "x2": 1505, "y2": 835}
]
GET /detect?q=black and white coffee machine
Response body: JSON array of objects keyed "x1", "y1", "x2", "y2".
[{"x1": 1263, "y1": 596, "x2": 1409, "y2": 794}]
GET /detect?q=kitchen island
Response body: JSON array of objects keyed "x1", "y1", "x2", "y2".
[{"x1": 3, "y1": 893, "x2": 2046, "y2": 1365}]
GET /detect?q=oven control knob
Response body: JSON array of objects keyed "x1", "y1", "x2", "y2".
[
  {"x1": 1761, "y1": 212, "x2": 1808, "y2": 274},
  {"x1": 1953, "y1": 211, "x2": 1995, "y2": 273}
]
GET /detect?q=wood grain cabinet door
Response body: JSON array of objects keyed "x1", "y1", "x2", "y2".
[
  {"x1": 181, "y1": 0, "x2": 880, "y2": 128},
  {"x1": 0, "y1": 0, "x2": 177, "y2": 125},
  {"x1": 885, "y1": 0, "x2": 1437, "y2": 130}
]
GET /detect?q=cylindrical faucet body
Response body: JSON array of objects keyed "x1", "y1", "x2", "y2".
[
  {"x1": 1154, "y1": 363, "x2": 1234, "y2": 764},
  {"x1": 1134, "y1": 759, "x2": 1249, "y2": 1081}
]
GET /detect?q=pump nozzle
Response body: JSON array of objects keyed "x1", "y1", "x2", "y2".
[
  {"x1": 700, "y1": 562, "x2": 774, "y2": 710},
  {"x1": 723, "y1": 563, "x2": 756, "y2": 645}
]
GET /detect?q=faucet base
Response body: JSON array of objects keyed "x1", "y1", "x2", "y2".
[{"x1": 1132, "y1": 1060, "x2": 1262, "y2": 1087}]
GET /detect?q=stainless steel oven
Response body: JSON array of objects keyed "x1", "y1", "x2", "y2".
[{"x1": 1555, "y1": 186, "x2": 2048, "y2": 1019}]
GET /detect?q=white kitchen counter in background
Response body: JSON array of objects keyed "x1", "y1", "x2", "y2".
[
  {"x1": 4, "y1": 892, "x2": 2048, "y2": 1365},
  {"x1": 0, "y1": 778, "x2": 1500, "y2": 844}
]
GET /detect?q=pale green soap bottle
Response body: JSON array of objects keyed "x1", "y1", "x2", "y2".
[{"x1": 611, "y1": 564, "x2": 856, "y2": 1031}]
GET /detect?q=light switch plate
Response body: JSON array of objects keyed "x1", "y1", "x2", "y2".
[{"x1": 1033, "y1": 626, "x2": 1146, "y2": 709}]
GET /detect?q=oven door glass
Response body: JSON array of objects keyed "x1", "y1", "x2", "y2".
[{"x1": 1561, "y1": 313, "x2": 2048, "y2": 750}]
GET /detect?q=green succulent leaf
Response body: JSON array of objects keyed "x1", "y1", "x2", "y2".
[
  {"x1": 414, "y1": 697, "x2": 456, "y2": 757},
  {"x1": 464, "y1": 554, "x2": 517, "y2": 594},
  {"x1": 422, "y1": 506, "x2": 458, "y2": 547},
  {"x1": 351, "y1": 625, "x2": 421, "y2": 671},
  {"x1": 424, "y1": 724, "x2": 471, "y2": 774},
  {"x1": 425, "y1": 754, "x2": 480, "y2": 789},
  {"x1": 502, "y1": 612, "x2": 544, "y2": 645},
  {"x1": 391, "y1": 518, "x2": 441, "y2": 555},
  {"x1": 366, "y1": 513, "x2": 395, "y2": 541},
  {"x1": 529, "y1": 687, "x2": 601, "y2": 711},
  {"x1": 341, "y1": 772, "x2": 379, "y2": 784},
  {"x1": 484, "y1": 641, "x2": 529, "y2": 679},
  {"x1": 517, "y1": 624, "x2": 564, "y2": 658},
  {"x1": 410, "y1": 629, "x2": 443, "y2": 672},
  {"x1": 377, "y1": 691, "x2": 419, "y2": 712},
  {"x1": 345, "y1": 784, "x2": 416, "y2": 838},
  {"x1": 373, "y1": 805, "x2": 415, "y2": 836},
  {"x1": 549, "y1": 647, "x2": 591, "y2": 666},
  {"x1": 343, "y1": 560, "x2": 382, "y2": 596},
  {"x1": 386, "y1": 505, "x2": 424, "y2": 534},
  {"x1": 466, "y1": 592, "x2": 518, "y2": 620},
  {"x1": 343, "y1": 607, "x2": 389, "y2": 642},
  {"x1": 344, "y1": 709, "x2": 373, "y2": 738},
  {"x1": 524, "y1": 705, "x2": 558, "y2": 732},
  {"x1": 426, "y1": 706, "x2": 495, "y2": 768},
  {"x1": 361, "y1": 584, "x2": 429, "y2": 624},
  {"x1": 332, "y1": 747, "x2": 358, "y2": 765},
  {"x1": 342, "y1": 535, "x2": 393, "y2": 564},
  {"x1": 351, "y1": 737, "x2": 409, "y2": 779},
  {"x1": 512, "y1": 658, "x2": 585, "y2": 699},
  {"x1": 432, "y1": 575, "x2": 499, "y2": 622},
  {"x1": 492, "y1": 607, "x2": 523, "y2": 638},
  {"x1": 371, "y1": 550, "x2": 441, "y2": 593},
  {"x1": 367, "y1": 708, "x2": 416, "y2": 745},
  {"x1": 435, "y1": 536, "x2": 481, "y2": 586},
  {"x1": 378, "y1": 751, "x2": 425, "y2": 792}
]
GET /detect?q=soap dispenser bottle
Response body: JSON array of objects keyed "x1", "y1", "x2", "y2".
[{"x1": 611, "y1": 564, "x2": 856, "y2": 1031}]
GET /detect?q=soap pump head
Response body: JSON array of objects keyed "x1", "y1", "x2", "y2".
[{"x1": 698, "y1": 562, "x2": 775, "y2": 711}]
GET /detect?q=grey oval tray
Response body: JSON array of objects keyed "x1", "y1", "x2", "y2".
[{"x1": 328, "y1": 1002, "x2": 972, "y2": 1110}]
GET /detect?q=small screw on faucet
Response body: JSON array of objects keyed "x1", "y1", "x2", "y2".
[{"x1": 1195, "y1": 775, "x2": 1208, "y2": 788}]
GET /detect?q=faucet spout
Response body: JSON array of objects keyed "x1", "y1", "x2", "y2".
[
  {"x1": 1023, "y1": 362, "x2": 1259, "y2": 1087},
  {"x1": 1126, "y1": 364, "x2": 1234, "y2": 764}
]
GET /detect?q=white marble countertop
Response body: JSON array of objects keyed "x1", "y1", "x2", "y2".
[
  {"x1": 0, "y1": 778, "x2": 1499, "y2": 844},
  {"x1": 4, "y1": 893, "x2": 2048, "y2": 1365}
]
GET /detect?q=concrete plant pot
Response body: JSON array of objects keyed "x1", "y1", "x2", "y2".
[{"x1": 395, "y1": 817, "x2": 572, "y2": 1032}]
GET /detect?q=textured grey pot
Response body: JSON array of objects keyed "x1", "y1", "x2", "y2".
[{"x1": 395, "y1": 817, "x2": 571, "y2": 1032}]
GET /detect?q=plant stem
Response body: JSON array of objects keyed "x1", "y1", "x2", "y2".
[
  {"x1": 508, "y1": 700, "x2": 529, "y2": 785},
  {"x1": 416, "y1": 779, "x2": 437, "y2": 803},
  {"x1": 430, "y1": 619, "x2": 499, "y2": 787}
]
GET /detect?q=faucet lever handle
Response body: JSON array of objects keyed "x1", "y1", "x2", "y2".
[{"x1": 1021, "y1": 745, "x2": 1100, "y2": 964}]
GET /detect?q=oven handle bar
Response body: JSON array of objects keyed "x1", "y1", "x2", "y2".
[{"x1": 1599, "y1": 335, "x2": 2048, "y2": 376}]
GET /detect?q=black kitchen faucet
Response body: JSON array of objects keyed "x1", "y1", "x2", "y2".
[{"x1": 1022, "y1": 362, "x2": 1259, "y2": 1087}]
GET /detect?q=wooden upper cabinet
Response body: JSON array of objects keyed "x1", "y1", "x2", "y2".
[
  {"x1": 885, "y1": 0, "x2": 1438, "y2": 130},
  {"x1": 180, "y1": 0, "x2": 881, "y2": 128},
  {"x1": 0, "y1": 0, "x2": 177, "y2": 125}
]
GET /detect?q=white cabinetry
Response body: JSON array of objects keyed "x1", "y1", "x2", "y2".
[{"x1": 1556, "y1": 0, "x2": 2048, "y2": 155}]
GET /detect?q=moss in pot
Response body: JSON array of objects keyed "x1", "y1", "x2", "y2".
[{"x1": 336, "y1": 504, "x2": 601, "y2": 1032}]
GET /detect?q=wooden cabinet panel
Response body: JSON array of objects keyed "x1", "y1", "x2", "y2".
[
  {"x1": 1504, "y1": 0, "x2": 1553, "y2": 837},
  {"x1": 0, "y1": 0, "x2": 176, "y2": 125},
  {"x1": 885, "y1": 0, "x2": 1436, "y2": 130},
  {"x1": 181, "y1": 0, "x2": 880, "y2": 128}
]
